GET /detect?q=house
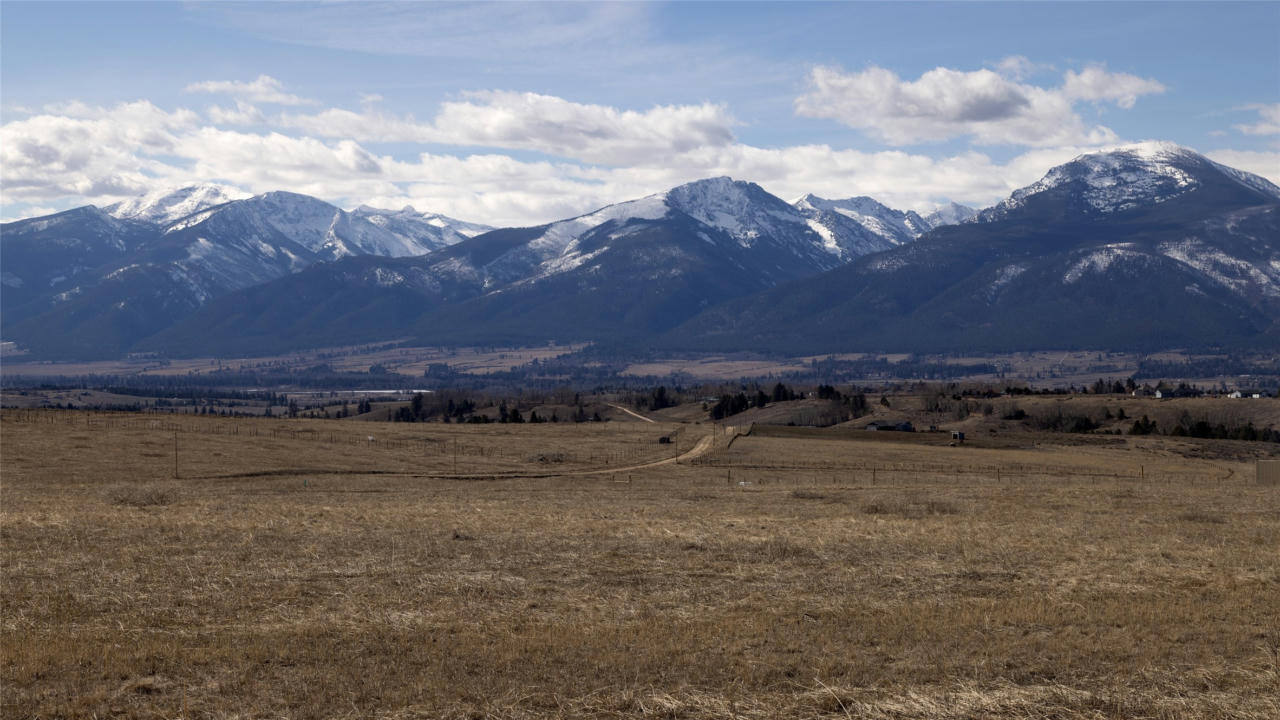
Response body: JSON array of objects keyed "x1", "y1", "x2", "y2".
[
  {"x1": 1228, "y1": 391, "x2": 1243, "y2": 399},
  {"x1": 951, "y1": 430, "x2": 965, "y2": 443}
]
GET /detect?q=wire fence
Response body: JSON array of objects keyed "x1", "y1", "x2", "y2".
[
  {"x1": 0, "y1": 408, "x2": 692, "y2": 471},
  {"x1": 1, "y1": 408, "x2": 1254, "y2": 487}
]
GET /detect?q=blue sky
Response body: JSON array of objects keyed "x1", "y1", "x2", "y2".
[{"x1": 2, "y1": 1, "x2": 1277, "y2": 225}]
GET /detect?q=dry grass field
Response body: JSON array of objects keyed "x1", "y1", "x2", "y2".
[
  {"x1": 0, "y1": 343, "x2": 585, "y2": 379},
  {"x1": 3, "y1": 409, "x2": 1279, "y2": 718}
]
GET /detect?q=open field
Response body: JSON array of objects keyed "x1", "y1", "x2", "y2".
[
  {"x1": 0, "y1": 342, "x2": 586, "y2": 379},
  {"x1": 620, "y1": 350, "x2": 1269, "y2": 386},
  {"x1": 3, "y1": 410, "x2": 1279, "y2": 718}
]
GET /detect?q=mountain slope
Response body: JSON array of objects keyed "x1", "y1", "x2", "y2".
[
  {"x1": 142, "y1": 178, "x2": 857, "y2": 356},
  {"x1": 794, "y1": 195, "x2": 976, "y2": 260},
  {"x1": 666, "y1": 144, "x2": 1280, "y2": 354},
  {"x1": 923, "y1": 202, "x2": 978, "y2": 227},
  {"x1": 0, "y1": 206, "x2": 158, "y2": 325},
  {"x1": 2, "y1": 190, "x2": 488, "y2": 357},
  {"x1": 352, "y1": 206, "x2": 492, "y2": 254},
  {"x1": 978, "y1": 141, "x2": 1280, "y2": 222},
  {"x1": 105, "y1": 184, "x2": 250, "y2": 225}
]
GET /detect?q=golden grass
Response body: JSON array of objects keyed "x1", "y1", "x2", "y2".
[
  {"x1": 3, "y1": 410, "x2": 1279, "y2": 718},
  {"x1": 0, "y1": 342, "x2": 585, "y2": 378}
]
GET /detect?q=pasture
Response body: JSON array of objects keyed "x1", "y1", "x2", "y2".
[{"x1": 2, "y1": 409, "x2": 1278, "y2": 718}]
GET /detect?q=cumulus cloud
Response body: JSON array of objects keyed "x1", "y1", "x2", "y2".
[
  {"x1": 1204, "y1": 149, "x2": 1280, "y2": 183},
  {"x1": 1060, "y1": 65, "x2": 1166, "y2": 108},
  {"x1": 1, "y1": 93, "x2": 1074, "y2": 225},
  {"x1": 795, "y1": 64, "x2": 1163, "y2": 146},
  {"x1": 4, "y1": 78, "x2": 1271, "y2": 229},
  {"x1": 0, "y1": 90, "x2": 1117, "y2": 226},
  {"x1": 1233, "y1": 104, "x2": 1280, "y2": 136},
  {"x1": 436, "y1": 91, "x2": 735, "y2": 164},
  {"x1": 990, "y1": 55, "x2": 1050, "y2": 81},
  {"x1": 207, "y1": 101, "x2": 265, "y2": 125},
  {"x1": 185, "y1": 75, "x2": 316, "y2": 105},
  {"x1": 277, "y1": 91, "x2": 737, "y2": 166},
  {"x1": 0, "y1": 101, "x2": 200, "y2": 204}
]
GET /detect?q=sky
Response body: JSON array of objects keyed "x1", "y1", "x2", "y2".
[{"x1": 2, "y1": 1, "x2": 1277, "y2": 226}]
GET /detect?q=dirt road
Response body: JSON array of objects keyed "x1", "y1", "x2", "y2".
[{"x1": 606, "y1": 404, "x2": 656, "y2": 423}]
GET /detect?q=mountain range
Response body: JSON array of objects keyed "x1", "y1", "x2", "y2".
[
  {"x1": 2, "y1": 142, "x2": 1276, "y2": 360},
  {"x1": 1, "y1": 186, "x2": 491, "y2": 357},
  {"x1": 672, "y1": 143, "x2": 1280, "y2": 354}
]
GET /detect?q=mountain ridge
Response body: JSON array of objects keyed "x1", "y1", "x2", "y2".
[
  {"x1": 3, "y1": 143, "x2": 1275, "y2": 359},
  {"x1": 665, "y1": 144, "x2": 1280, "y2": 354}
]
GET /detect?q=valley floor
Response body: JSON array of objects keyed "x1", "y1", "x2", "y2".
[{"x1": 2, "y1": 410, "x2": 1278, "y2": 718}]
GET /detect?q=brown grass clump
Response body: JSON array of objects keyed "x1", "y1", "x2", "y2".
[
  {"x1": 106, "y1": 484, "x2": 177, "y2": 507},
  {"x1": 2, "y1": 409, "x2": 1278, "y2": 718},
  {"x1": 862, "y1": 494, "x2": 962, "y2": 517},
  {"x1": 1178, "y1": 509, "x2": 1228, "y2": 524}
]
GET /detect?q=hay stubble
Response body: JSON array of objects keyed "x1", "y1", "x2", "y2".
[{"x1": 2, "y1": 411, "x2": 1278, "y2": 718}]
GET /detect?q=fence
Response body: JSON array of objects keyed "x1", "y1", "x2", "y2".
[{"x1": 0, "y1": 407, "x2": 690, "y2": 473}]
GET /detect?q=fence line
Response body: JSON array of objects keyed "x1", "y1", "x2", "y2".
[
  {"x1": 0, "y1": 408, "x2": 1251, "y2": 486},
  {"x1": 0, "y1": 408, "x2": 679, "y2": 468}
]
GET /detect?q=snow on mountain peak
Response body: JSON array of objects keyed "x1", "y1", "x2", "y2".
[
  {"x1": 979, "y1": 141, "x2": 1279, "y2": 220},
  {"x1": 792, "y1": 193, "x2": 936, "y2": 252},
  {"x1": 662, "y1": 177, "x2": 798, "y2": 246},
  {"x1": 107, "y1": 184, "x2": 250, "y2": 225},
  {"x1": 350, "y1": 205, "x2": 493, "y2": 246},
  {"x1": 923, "y1": 202, "x2": 978, "y2": 227}
]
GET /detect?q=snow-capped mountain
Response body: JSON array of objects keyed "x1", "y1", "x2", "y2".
[
  {"x1": 352, "y1": 206, "x2": 492, "y2": 254},
  {"x1": 923, "y1": 202, "x2": 978, "y2": 228},
  {"x1": 794, "y1": 194, "x2": 944, "y2": 259},
  {"x1": 6, "y1": 146, "x2": 1276, "y2": 359},
  {"x1": 670, "y1": 144, "x2": 1280, "y2": 354},
  {"x1": 421, "y1": 177, "x2": 851, "y2": 293},
  {"x1": 791, "y1": 194, "x2": 977, "y2": 260},
  {"x1": 141, "y1": 178, "x2": 869, "y2": 355},
  {"x1": 1, "y1": 190, "x2": 490, "y2": 357},
  {"x1": 978, "y1": 141, "x2": 1280, "y2": 222},
  {"x1": 0, "y1": 206, "x2": 156, "y2": 315},
  {"x1": 105, "y1": 184, "x2": 250, "y2": 225}
]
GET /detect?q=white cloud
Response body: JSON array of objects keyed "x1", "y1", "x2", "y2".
[
  {"x1": 275, "y1": 107, "x2": 434, "y2": 144},
  {"x1": 2, "y1": 83, "x2": 1271, "y2": 229},
  {"x1": 0, "y1": 101, "x2": 200, "y2": 205},
  {"x1": 1061, "y1": 65, "x2": 1166, "y2": 109},
  {"x1": 1234, "y1": 104, "x2": 1280, "y2": 136},
  {"x1": 795, "y1": 64, "x2": 1163, "y2": 146},
  {"x1": 434, "y1": 91, "x2": 737, "y2": 166},
  {"x1": 277, "y1": 91, "x2": 737, "y2": 166},
  {"x1": 3, "y1": 94, "x2": 1072, "y2": 225},
  {"x1": 184, "y1": 75, "x2": 315, "y2": 106},
  {"x1": 1203, "y1": 150, "x2": 1280, "y2": 184},
  {"x1": 207, "y1": 101, "x2": 265, "y2": 125},
  {"x1": 991, "y1": 55, "x2": 1052, "y2": 81}
]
